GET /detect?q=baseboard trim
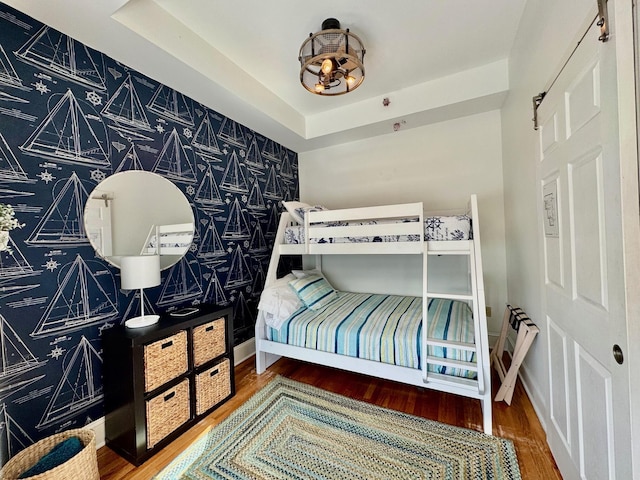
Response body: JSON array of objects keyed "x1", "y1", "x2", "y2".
[
  {"x1": 86, "y1": 416, "x2": 106, "y2": 449},
  {"x1": 91, "y1": 339, "x2": 257, "y2": 449}
]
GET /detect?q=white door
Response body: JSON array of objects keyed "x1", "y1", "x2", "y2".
[
  {"x1": 536, "y1": 6, "x2": 635, "y2": 480},
  {"x1": 83, "y1": 188, "x2": 113, "y2": 257}
]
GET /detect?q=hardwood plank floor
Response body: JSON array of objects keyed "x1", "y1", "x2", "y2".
[{"x1": 98, "y1": 356, "x2": 562, "y2": 479}]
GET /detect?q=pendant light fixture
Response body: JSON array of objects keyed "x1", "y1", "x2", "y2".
[{"x1": 298, "y1": 18, "x2": 366, "y2": 96}]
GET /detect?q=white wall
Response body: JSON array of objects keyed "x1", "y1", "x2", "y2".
[{"x1": 298, "y1": 110, "x2": 507, "y2": 335}]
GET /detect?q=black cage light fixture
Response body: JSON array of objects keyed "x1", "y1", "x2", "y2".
[{"x1": 299, "y1": 18, "x2": 366, "y2": 96}]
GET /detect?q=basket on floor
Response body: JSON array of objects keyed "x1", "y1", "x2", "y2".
[{"x1": 0, "y1": 428, "x2": 99, "y2": 480}]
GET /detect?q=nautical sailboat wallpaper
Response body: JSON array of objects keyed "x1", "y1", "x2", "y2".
[{"x1": 0, "y1": 2, "x2": 298, "y2": 464}]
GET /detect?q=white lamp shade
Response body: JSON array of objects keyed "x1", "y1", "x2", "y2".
[{"x1": 120, "y1": 255, "x2": 161, "y2": 290}]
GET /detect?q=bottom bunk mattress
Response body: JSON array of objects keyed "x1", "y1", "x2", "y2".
[{"x1": 266, "y1": 292, "x2": 476, "y2": 379}]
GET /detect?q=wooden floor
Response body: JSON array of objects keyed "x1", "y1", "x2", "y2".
[{"x1": 98, "y1": 356, "x2": 562, "y2": 479}]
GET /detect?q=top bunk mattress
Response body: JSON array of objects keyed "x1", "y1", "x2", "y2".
[{"x1": 284, "y1": 215, "x2": 471, "y2": 244}]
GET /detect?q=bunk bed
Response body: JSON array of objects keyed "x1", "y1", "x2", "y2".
[
  {"x1": 254, "y1": 195, "x2": 492, "y2": 434},
  {"x1": 140, "y1": 223, "x2": 194, "y2": 255}
]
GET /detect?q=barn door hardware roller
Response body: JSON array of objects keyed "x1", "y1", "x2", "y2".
[
  {"x1": 597, "y1": 0, "x2": 609, "y2": 42},
  {"x1": 532, "y1": 92, "x2": 546, "y2": 130}
]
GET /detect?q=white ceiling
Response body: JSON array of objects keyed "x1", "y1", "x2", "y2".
[
  {"x1": 152, "y1": 0, "x2": 526, "y2": 117},
  {"x1": 4, "y1": 0, "x2": 528, "y2": 151}
]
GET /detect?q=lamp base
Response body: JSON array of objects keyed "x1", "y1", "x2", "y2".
[{"x1": 125, "y1": 314, "x2": 160, "y2": 329}]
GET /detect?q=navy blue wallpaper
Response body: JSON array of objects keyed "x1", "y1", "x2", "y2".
[{"x1": 0, "y1": 3, "x2": 298, "y2": 463}]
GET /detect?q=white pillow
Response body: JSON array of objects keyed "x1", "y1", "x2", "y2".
[
  {"x1": 291, "y1": 269, "x2": 322, "y2": 279},
  {"x1": 258, "y1": 274, "x2": 302, "y2": 328},
  {"x1": 294, "y1": 205, "x2": 329, "y2": 223},
  {"x1": 282, "y1": 201, "x2": 329, "y2": 224},
  {"x1": 282, "y1": 201, "x2": 310, "y2": 223}
]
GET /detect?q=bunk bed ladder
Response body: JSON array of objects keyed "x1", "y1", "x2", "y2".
[
  {"x1": 421, "y1": 199, "x2": 488, "y2": 403},
  {"x1": 422, "y1": 243, "x2": 483, "y2": 393}
]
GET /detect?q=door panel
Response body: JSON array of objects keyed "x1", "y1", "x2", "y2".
[
  {"x1": 568, "y1": 150, "x2": 606, "y2": 308},
  {"x1": 575, "y1": 344, "x2": 614, "y2": 479},
  {"x1": 547, "y1": 318, "x2": 571, "y2": 450}
]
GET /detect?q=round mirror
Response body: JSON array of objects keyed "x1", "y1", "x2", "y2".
[{"x1": 84, "y1": 171, "x2": 194, "y2": 270}]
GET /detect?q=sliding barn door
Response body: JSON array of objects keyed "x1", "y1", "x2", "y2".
[{"x1": 536, "y1": 6, "x2": 634, "y2": 479}]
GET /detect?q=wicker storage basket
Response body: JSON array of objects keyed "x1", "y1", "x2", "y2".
[
  {"x1": 0, "y1": 428, "x2": 98, "y2": 480},
  {"x1": 192, "y1": 317, "x2": 226, "y2": 367},
  {"x1": 144, "y1": 330, "x2": 188, "y2": 392},
  {"x1": 195, "y1": 358, "x2": 231, "y2": 415},
  {"x1": 146, "y1": 378, "x2": 191, "y2": 449}
]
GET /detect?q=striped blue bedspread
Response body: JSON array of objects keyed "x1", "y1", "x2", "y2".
[{"x1": 267, "y1": 292, "x2": 476, "y2": 379}]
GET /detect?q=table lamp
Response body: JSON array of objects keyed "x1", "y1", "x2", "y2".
[{"x1": 121, "y1": 255, "x2": 161, "y2": 328}]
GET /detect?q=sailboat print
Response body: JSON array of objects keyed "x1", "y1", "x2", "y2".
[
  {"x1": 36, "y1": 336, "x2": 103, "y2": 429},
  {"x1": 244, "y1": 138, "x2": 265, "y2": 173},
  {"x1": 26, "y1": 172, "x2": 91, "y2": 246},
  {"x1": 19, "y1": 89, "x2": 110, "y2": 167},
  {"x1": 0, "y1": 44, "x2": 28, "y2": 91},
  {"x1": 246, "y1": 179, "x2": 266, "y2": 213},
  {"x1": 31, "y1": 255, "x2": 118, "y2": 338},
  {"x1": 0, "y1": 375, "x2": 44, "y2": 404},
  {"x1": 280, "y1": 150, "x2": 294, "y2": 179},
  {"x1": 0, "y1": 237, "x2": 40, "y2": 285},
  {"x1": 222, "y1": 198, "x2": 251, "y2": 240},
  {"x1": 261, "y1": 138, "x2": 281, "y2": 162},
  {"x1": 152, "y1": 128, "x2": 197, "y2": 183},
  {"x1": 281, "y1": 186, "x2": 292, "y2": 202},
  {"x1": 0, "y1": 314, "x2": 47, "y2": 388},
  {"x1": 203, "y1": 270, "x2": 228, "y2": 306},
  {"x1": 251, "y1": 263, "x2": 266, "y2": 298},
  {"x1": 217, "y1": 118, "x2": 247, "y2": 148},
  {"x1": 219, "y1": 151, "x2": 248, "y2": 194},
  {"x1": 0, "y1": 91, "x2": 28, "y2": 103},
  {"x1": 0, "y1": 132, "x2": 33, "y2": 184},
  {"x1": 265, "y1": 203, "x2": 279, "y2": 238},
  {"x1": 101, "y1": 74, "x2": 153, "y2": 131},
  {"x1": 192, "y1": 114, "x2": 222, "y2": 159},
  {"x1": 194, "y1": 165, "x2": 224, "y2": 209},
  {"x1": 0, "y1": 404, "x2": 35, "y2": 466},
  {"x1": 249, "y1": 221, "x2": 268, "y2": 254},
  {"x1": 114, "y1": 144, "x2": 144, "y2": 173},
  {"x1": 146, "y1": 85, "x2": 194, "y2": 126},
  {"x1": 263, "y1": 165, "x2": 283, "y2": 200},
  {"x1": 290, "y1": 182, "x2": 300, "y2": 202},
  {"x1": 197, "y1": 218, "x2": 226, "y2": 263},
  {"x1": 224, "y1": 245, "x2": 253, "y2": 289},
  {"x1": 14, "y1": 25, "x2": 106, "y2": 91},
  {"x1": 121, "y1": 291, "x2": 157, "y2": 325},
  {"x1": 156, "y1": 256, "x2": 203, "y2": 306},
  {"x1": 233, "y1": 292, "x2": 253, "y2": 332}
]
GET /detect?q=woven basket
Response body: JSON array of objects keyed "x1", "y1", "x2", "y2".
[
  {"x1": 192, "y1": 317, "x2": 226, "y2": 367},
  {"x1": 144, "y1": 330, "x2": 188, "y2": 392},
  {"x1": 0, "y1": 428, "x2": 98, "y2": 480},
  {"x1": 146, "y1": 378, "x2": 191, "y2": 449},
  {"x1": 195, "y1": 358, "x2": 231, "y2": 415}
]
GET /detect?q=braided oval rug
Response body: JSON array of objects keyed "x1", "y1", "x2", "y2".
[{"x1": 155, "y1": 376, "x2": 521, "y2": 480}]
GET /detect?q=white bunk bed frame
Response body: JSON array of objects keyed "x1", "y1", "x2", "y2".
[{"x1": 254, "y1": 194, "x2": 492, "y2": 434}]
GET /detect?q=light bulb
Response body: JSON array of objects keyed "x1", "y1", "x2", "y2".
[
  {"x1": 321, "y1": 58, "x2": 333, "y2": 74},
  {"x1": 315, "y1": 83, "x2": 325, "y2": 93},
  {"x1": 346, "y1": 75, "x2": 356, "y2": 86}
]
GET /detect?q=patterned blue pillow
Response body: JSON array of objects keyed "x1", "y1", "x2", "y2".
[
  {"x1": 293, "y1": 205, "x2": 328, "y2": 223},
  {"x1": 289, "y1": 274, "x2": 338, "y2": 310}
]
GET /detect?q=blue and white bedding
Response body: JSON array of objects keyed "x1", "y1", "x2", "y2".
[
  {"x1": 267, "y1": 292, "x2": 476, "y2": 379},
  {"x1": 284, "y1": 215, "x2": 471, "y2": 244}
]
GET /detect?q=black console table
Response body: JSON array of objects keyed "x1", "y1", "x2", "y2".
[{"x1": 102, "y1": 304, "x2": 234, "y2": 465}]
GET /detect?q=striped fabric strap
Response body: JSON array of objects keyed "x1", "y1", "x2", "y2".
[{"x1": 506, "y1": 304, "x2": 535, "y2": 332}]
